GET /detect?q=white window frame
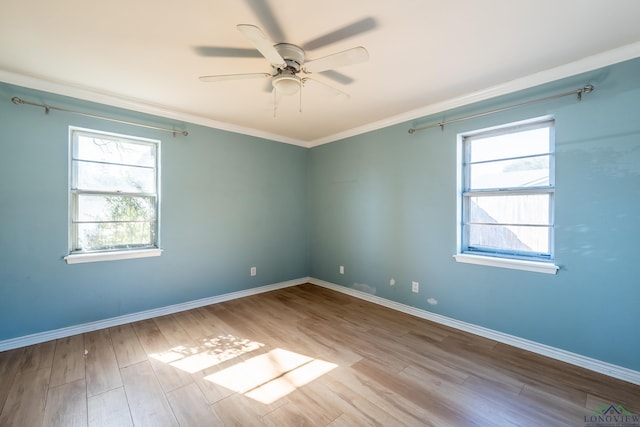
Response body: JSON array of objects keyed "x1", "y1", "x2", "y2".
[
  {"x1": 454, "y1": 117, "x2": 559, "y2": 274},
  {"x1": 64, "y1": 127, "x2": 162, "y2": 264}
]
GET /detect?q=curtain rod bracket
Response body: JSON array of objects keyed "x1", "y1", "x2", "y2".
[{"x1": 578, "y1": 84, "x2": 594, "y2": 101}]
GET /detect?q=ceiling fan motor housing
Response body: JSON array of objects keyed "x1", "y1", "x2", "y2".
[{"x1": 274, "y1": 43, "x2": 304, "y2": 72}]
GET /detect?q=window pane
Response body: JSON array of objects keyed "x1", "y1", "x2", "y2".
[
  {"x1": 74, "y1": 160, "x2": 155, "y2": 193},
  {"x1": 69, "y1": 128, "x2": 160, "y2": 255},
  {"x1": 469, "y1": 126, "x2": 550, "y2": 163},
  {"x1": 469, "y1": 155, "x2": 549, "y2": 189},
  {"x1": 469, "y1": 194, "x2": 550, "y2": 225},
  {"x1": 76, "y1": 222, "x2": 155, "y2": 251},
  {"x1": 460, "y1": 119, "x2": 554, "y2": 261},
  {"x1": 74, "y1": 134, "x2": 156, "y2": 167},
  {"x1": 77, "y1": 194, "x2": 155, "y2": 222},
  {"x1": 468, "y1": 224, "x2": 550, "y2": 254}
]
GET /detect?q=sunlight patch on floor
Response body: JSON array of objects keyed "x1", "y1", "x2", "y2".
[
  {"x1": 205, "y1": 348, "x2": 338, "y2": 404},
  {"x1": 150, "y1": 334, "x2": 264, "y2": 373}
]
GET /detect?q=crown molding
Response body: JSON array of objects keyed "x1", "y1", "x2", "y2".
[
  {"x1": 308, "y1": 41, "x2": 640, "y2": 147},
  {"x1": 3, "y1": 41, "x2": 639, "y2": 149},
  {"x1": 0, "y1": 69, "x2": 308, "y2": 147}
]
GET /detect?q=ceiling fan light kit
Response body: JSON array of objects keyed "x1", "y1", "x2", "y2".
[{"x1": 272, "y1": 70, "x2": 301, "y2": 96}]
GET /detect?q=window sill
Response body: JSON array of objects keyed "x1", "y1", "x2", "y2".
[
  {"x1": 453, "y1": 254, "x2": 559, "y2": 275},
  {"x1": 64, "y1": 248, "x2": 163, "y2": 264}
]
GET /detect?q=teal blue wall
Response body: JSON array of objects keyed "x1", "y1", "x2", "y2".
[
  {"x1": 2, "y1": 58, "x2": 639, "y2": 372},
  {"x1": 309, "y1": 58, "x2": 640, "y2": 371},
  {"x1": 0, "y1": 83, "x2": 309, "y2": 340}
]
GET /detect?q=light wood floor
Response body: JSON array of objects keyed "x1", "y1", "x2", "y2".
[{"x1": 0, "y1": 283, "x2": 638, "y2": 426}]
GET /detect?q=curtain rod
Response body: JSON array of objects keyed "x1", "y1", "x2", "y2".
[
  {"x1": 407, "y1": 84, "x2": 594, "y2": 134},
  {"x1": 11, "y1": 96, "x2": 189, "y2": 137}
]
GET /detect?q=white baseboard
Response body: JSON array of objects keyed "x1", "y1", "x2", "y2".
[
  {"x1": 0, "y1": 277, "x2": 308, "y2": 352},
  {"x1": 3, "y1": 276, "x2": 638, "y2": 386},
  {"x1": 308, "y1": 278, "x2": 640, "y2": 386}
]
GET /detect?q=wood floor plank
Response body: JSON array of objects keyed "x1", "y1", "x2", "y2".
[
  {"x1": 133, "y1": 319, "x2": 194, "y2": 393},
  {"x1": 192, "y1": 361, "x2": 239, "y2": 404},
  {"x1": 85, "y1": 329, "x2": 122, "y2": 397},
  {"x1": 401, "y1": 363, "x2": 518, "y2": 426},
  {"x1": 207, "y1": 306, "x2": 266, "y2": 344},
  {"x1": 199, "y1": 306, "x2": 258, "y2": 340},
  {"x1": 284, "y1": 380, "x2": 344, "y2": 425},
  {"x1": 153, "y1": 313, "x2": 197, "y2": 348},
  {"x1": 322, "y1": 366, "x2": 435, "y2": 426},
  {"x1": 212, "y1": 393, "x2": 272, "y2": 427},
  {"x1": 326, "y1": 412, "x2": 366, "y2": 427},
  {"x1": 518, "y1": 382, "x2": 591, "y2": 425},
  {"x1": 109, "y1": 323, "x2": 147, "y2": 368},
  {"x1": 299, "y1": 316, "x2": 408, "y2": 373},
  {"x1": 0, "y1": 367, "x2": 50, "y2": 426},
  {"x1": 133, "y1": 318, "x2": 172, "y2": 355},
  {"x1": 42, "y1": 379, "x2": 87, "y2": 427},
  {"x1": 120, "y1": 361, "x2": 178, "y2": 427},
  {"x1": 319, "y1": 370, "x2": 414, "y2": 427},
  {"x1": 49, "y1": 334, "x2": 86, "y2": 387},
  {"x1": 16, "y1": 340, "x2": 55, "y2": 373},
  {"x1": 261, "y1": 401, "x2": 318, "y2": 427},
  {"x1": 1, "y1": 284, "x2": 639, "y2": 426},
  {"x1": 352, "y1": 357, "x2": 481, "y2": 425},
  {"x1": 0, "y1": 348, "x2": 25, "y2": 412},
  {"x1": 87, "y1": 387, "x2": 134, "y2": 427},
  {"x1": 297, "y1": 328, "x2": 362, "y2": 368},
  {"x1": 173, "y1": 308, "x2": 227, "y2": 342},
  {"x1": 167, "y1": 382, "x2": 224, "y2": 427}
]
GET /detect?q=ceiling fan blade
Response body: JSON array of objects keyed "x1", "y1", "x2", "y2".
[
  {"x1": 193, "y1": 46, "x2": 262, "y2": 58},
  {"x1": 199, "y1": 73, "x2": 271, "y2": 82},
  {"x1": 237, "y1": 24, "x2": 285, "y2": 68},
  {"x1": 302, "y1": 78, "x2": 350, "y2": 100},
  {"x1": 303, "y1": 17, "x2": 377, "y2": 51},
  {"x1": 243, "y1": 0, "x2": 286, "y2": 42},
  {"x1": 319, "y1": 70, "x2": 354, "y2": 85},
  {"x1": 304, "y1": 47, "x2": 369, "y2": 73}
]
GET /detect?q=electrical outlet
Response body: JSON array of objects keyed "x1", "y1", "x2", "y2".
[
  {"x1": 339, "y1": 265, "x2": 344, "y2": 274},
  {"x1": 250, "y1": 267, "x2": 257, "y2": 276},
  {"x1": 412, "y1": 281, "x2": 419, "y2": 293},
  {"x1": 389, "y1": 278, "x2": 395, "y2": 286}
]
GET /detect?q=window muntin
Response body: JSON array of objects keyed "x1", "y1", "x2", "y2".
[
  {"x1": 69, "y1": 129, "x2": 160, "y2": 253},
  {"x1": 461, "y1": 120, "x2": 554, "y2": 260}
]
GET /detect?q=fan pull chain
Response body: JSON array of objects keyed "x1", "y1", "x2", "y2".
[
  {"x1": 299, "y1": 81, "x2": 302, "y2": 113},
  {"x1": 273, "y1": 88, "x2": 277, "y2": 118}
]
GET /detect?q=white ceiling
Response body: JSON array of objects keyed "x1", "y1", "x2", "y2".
[{"x1": 2, "y1": 0, "x2": 640, "y2": 147}]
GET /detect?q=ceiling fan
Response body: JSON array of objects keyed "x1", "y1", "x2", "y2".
[{"x1": 198, "y1": 15, "x2": 375, "y2": 105}]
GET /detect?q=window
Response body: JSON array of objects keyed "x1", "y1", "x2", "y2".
[
  {"x1": 65, "y1": 128, "x2": 161, "y2": 264},
  {"x1": 455, "y1": 118, "x2": 558, "y2": 274}
]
